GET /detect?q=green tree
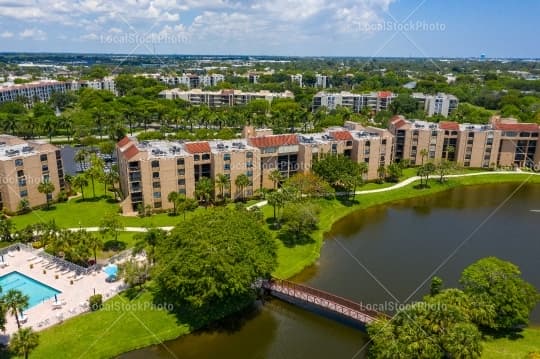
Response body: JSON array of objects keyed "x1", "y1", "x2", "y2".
[
  {"x1": 460, "y1": 257, "x2": 539, "y2": 331},
  {"x1": 133, "y1": 227, "x2": 166, "y2": 265},
  {"x1": 267, "y1": 190, "x2": 287, "y2": 224},
  {"x1": 167, "y1": 191, "x2": 180, "y2": 215},
  {"x1": 417, "y1": 162, "x2": 436, "y2": 188},
  {"x1": 420, "y1": 148, "x2": 429, "y2": 165},
  {"x1": 99, "y1": 214, "x2": 124, "y2": 244},
  {"x1": 177, "y1": 195, "x2": 198, "y2": 220},
  {"x1": 72, "y1": 174, "x2": 89, "y2": 200},
  {"x1": 153, "y1": 208, "x2": 277, "y2": 325},
  {"x1": 2, "y1": 289, "x2": 30, "y2": 329},
  {"x1": 386, "y1": 163, "x2": 403, "y2": 182},
  {"x1": 120, "y1": 259, "x2": 150, "y2": 289},
  {"x1": 0, "y1": 218, "x2": 14, "y2": 242},
  {"x1": 430, "y1": 276, "x2": 443, "y2": 296},
  {"x1": 87, "y1": 153, "x2": 105, "y2": 198},
  {"x1": 195, "y1": 177, "x2": 214, "y2": 207},
  {"x1": 37, "y1": 180, "x2": 55, "y2": 209},
  {"x1": 234, "y1": 174, "x2": 250, "y2": 202},
  {"x1": 84, "y1": 230, "x2": 103, "y2": 263},
  {"x1": 215, "y1": 174, "x2": 231, "y2": 201},
  {"x1": 268, "y1": 169, "x2": 283, "y2": 190},
  {"x1": 279, "y1": 202, "x2": 320, "y2": 244},
  {"x1": 437, "y1": 160, "x2": 454, "y2": 183},
  {"x1": 9, "y1": 327, "x2": 39, "y2": 359}
]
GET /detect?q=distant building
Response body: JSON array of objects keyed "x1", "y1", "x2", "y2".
[
  {"x1": 248, "y1": 73, "x2": 260, "y2": 84},
  {"x1": 412, "y1": 93, "x2": 459, "y2": 117},
  {"x1": 291, "y1": 74, "x2": 303, "y2": 87},
  {"x1": 0, "y1": 136, "x2": 65, "y2": 213},
  {"x1": 315, "y1": 74, "x2": 328, "y2": 88},
  {"x1": 158, "y1": 89, "x2": 294, "y2": 106},
  {"x1": 312, "y1": 91, "x2": 397, "y2": 113},
  {"x1": 158, "y1": 74, "x2": 224, "y2": 88}
]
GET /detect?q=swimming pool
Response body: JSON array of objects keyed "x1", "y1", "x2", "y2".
[{"x1": 0, "y1": 271, "x2": 61, "y2": 308}]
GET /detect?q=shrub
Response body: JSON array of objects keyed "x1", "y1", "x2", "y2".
[
  {"x1": 29, "y1": 264, "x2": 34, "y2": 269},
  {"x1": 89, "y1": 294, "x2": 103, "y2": 311}
]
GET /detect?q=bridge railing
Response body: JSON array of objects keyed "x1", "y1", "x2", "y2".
[{"x1": 264, "y1": 278, "x2": 388, "y2": 320}]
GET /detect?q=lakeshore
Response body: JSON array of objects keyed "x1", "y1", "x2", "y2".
[{"x1": 28, "y1": 172, "x2": 540, "y2": 359}]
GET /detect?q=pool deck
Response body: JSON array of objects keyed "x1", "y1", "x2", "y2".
[{"x1": 0, "y1": 248, "x2": 122, "y2": 341}]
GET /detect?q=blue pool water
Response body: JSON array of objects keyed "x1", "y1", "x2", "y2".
[
  {"x1": 0, "y1": 271, "x2": 61, "y2": 308},
  {"x1": 103, "y1": 264, "x2": 118, "y2": 277}
]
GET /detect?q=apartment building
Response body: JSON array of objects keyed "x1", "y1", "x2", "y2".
[
  {"x1": 159, "y1": 74, "x2": 224, "y2": 88},
  {"x1": 158, "y1": 89, "x2": 294, "y2": 106},
  {"x1": 412, "y1": 93, "x2": 459, "y2": 117},
  {"x1": 116, "y1": 136, "x2": 260, "y2": 213},
  {"x1": 248, "y1": 73, "x2": 260, "y2": 84},
  {"x1": 315, "y1": 74, "x2": 328, "y2": 88},
  {"x1": 389, "y1": 116, "x2": 539, "y2": 168},
  {"x1": 291, "y1": 74, "x2": 303, "y2": 87},
  {"x1": 312, "y1": 91, "x2": 397, "y2": 113},
  {"x1": 0, "y1": 77, "x2": 117, "y2": 105},
  {"x1": 0, "y1": 135, "x2": 64, "y2": 213}
]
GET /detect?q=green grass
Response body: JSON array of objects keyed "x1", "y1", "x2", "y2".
[
  {"x1": 482, "y1": 327, "x2": 540, "y2": 359},
  {"x1": 31, "y1": 291, "x2": 190, "y2": 359}
]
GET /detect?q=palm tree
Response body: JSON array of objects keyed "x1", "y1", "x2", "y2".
[
  {"x1": 2, "y1": 289, "x2": 30, "y2": 329},
  {"x1": 269, "y1": 170, "x2": 283, "y2": 190},
  {"x1": 74, "y1": 149, "x2": 88, "y2": 169},
  {"x1": 420, "y1": 148, "x2": 429, "y2": 166},
  {"x1": 84, "y1": 230, "x2": 103, "y2": 263},
  {"x1": 9, "y1": 327, "x2": 39, "y2": 359},
  {"x1": 215, "y1": 174, "x2": 231, "y2": 201},
  {"x1": 37, "y1": 180, "x2": 55, "y2": 209},
  {"x1": 194, "y1": 177, "x2": 214, "y2": 208},
  {"x1": 72, "y1": 174, "x2": 89, "y2": 200},
  {"x1": 267, "y1": 191, "x2": 286, "y2": 223},
  {"x1": 87, "y1": 154, "x2": 105, "y2": 198},
  {"x1": 235, "y1": 174, "x2": 250, "y2": 202},
  {"x1": 167, "y1": 191, "x2": 179, "y2": 215}
]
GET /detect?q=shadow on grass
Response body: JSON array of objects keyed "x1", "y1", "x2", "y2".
[
  {"x1": 74, "y1": 195, "x2": 110, "y2": 204},
  {"x1": 336, "y1": 196, "x2": 360, "y2": 207},
  {"x1": 103, "y1": 240, "x2": 127, "y2": 251},
  {"x1": 277, "y1": 230, "x2": 315, "y2": 248},
  {"x1": 482, "y1": 327, "x2": 525, "y2": 341}
]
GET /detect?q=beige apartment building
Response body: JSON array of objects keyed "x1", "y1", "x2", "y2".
[
  {"x1": 0, "y1": 135, "x2": 65, "y2": 213},
  {"x1": 158, "y1": 88, "x2": 294, "y2": 107},
  {"x1": 389, "y1": 115, "x2": 540, "y2": 168}
]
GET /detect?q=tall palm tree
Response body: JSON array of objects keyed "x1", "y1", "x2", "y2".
[
  {"x1": 9, "y1": 327, "x2": 39, "y2": 359},
  {"x1": 167, "y1": 191, "x2": 179, "y2": 215},
  {"x1": 194, "y1": 177, "x2": 214, "y2": 208},
  {"x1": 268, "y1": 170, "x2": 283, "y2": 190},
  {"x1": 37, "y1": 180, "x2": 55, "y2": 209},
  {"x1": 215, "y1": 174, "x2": 231, "y2": 201},
  {"x1": 83, "y1": 230, "x2": 103, "y2": 263},
  {"x1": 72, "y1": 174, "x2": 89, "y2": 200},
  {"x1": 74, "y1": 149, "x2": 88, "y2": 169},
  {"x1": 87, "y1": 154, "x2": 105, "y2": 198},
  {"x1": 420, "y1": 148, "x2": 429, "y2": 165},
  {"x1": 2, "y1": 289, "x2": 29, "y2": 329},
  {"x1": 235, "y1": 174, "x2": 250, "y2": 202}
]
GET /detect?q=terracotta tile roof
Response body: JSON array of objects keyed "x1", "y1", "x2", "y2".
[
  {"x1": 184, "y1": 141, "x2": 211, "y2": 154},
  {"x1": 123, "y1": 145, "x2": 139, "y2": 160},
  {"x1": 391, "y1": 118, "x2": 407, "y2": 129},
  {"x1": 378, "y1": 91, "x2": 393, "y2": 98},
  {"x1": 117, "y1": 136, "x2": 131, "y2": 148},
  {"x1": 330, "y1": 131, "x2": 353, "y2": 141},
  {"x1": 249, "y1": 134, "x2": 299, "y2": 148},
  {"x1": 439, "y1": 121, "x2": 460, "y2": 131},
  {"x1": 492, "y1": 122, "x2": 539, "y2": 132}
]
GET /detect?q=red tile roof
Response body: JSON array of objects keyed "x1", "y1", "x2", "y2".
[
  {"x1": 392, "y1": 118, "x2": 407, "y2": 129},
  {"x1": 378, "y1": 91, "x2": 393, "y2": 98},
  {"x1": 330, "y1": 131, "x2": 353, "y2": 141},
  {"x1": 123, "y1": 145, "x2": 139, "y2": 160},
  {"x1": 249, "y1": 134, "x2": 299, "y2": 148},
  {"x1": 439, "y1": 121, "x2": 460, "y2": 131},
  {"x1": 117, "y1": 136, "x2": 131, "y2": 148},
  {"x1": 492, "y1": 122, "x2": 539, "y2": 132},
  {"x1": 184, "y1": 141, "x2": 211, "y2": 154}
]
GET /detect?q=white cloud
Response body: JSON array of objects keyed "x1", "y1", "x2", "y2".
[
  {"x1": 19, "y1": 28, "x2": 47, "y2": 40},
  {"x1": 0, "y1": 31, "x2": 14, "y2": 38}
]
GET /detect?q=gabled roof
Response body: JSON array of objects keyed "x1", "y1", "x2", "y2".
[
  {"x1": 123, "y1": 145, "x2": 139, "y2": 160},
  {"x1": 378, "y1": 91, "x2": 393, "y2": 98},
  {"x1": 439, "y1": 121, "x2": 460, "y2": 131},
  {"x1": 330, "y1": 131, "x2": 353, "y2": 141},
  {"x1": 249, "y1": 134, "x2": 299, "y2": 148},
  {"x1": 184, "y1": 141, "x2": 211, "y2": 154},
  {"x1": 492, "y1": 122, "x2": 539, "y2": 132},
  {"x1": 117, "y1": 136, "x2": 131, "y2": 148}
]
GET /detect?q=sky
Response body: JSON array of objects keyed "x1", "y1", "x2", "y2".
[{"x1": 0, "y1": 0, "x2": 538, "y2": 58}]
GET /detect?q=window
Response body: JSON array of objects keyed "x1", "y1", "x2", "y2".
[
  {"x1": 247, "y1": 170, "x2": 253, "y2": 177},
  {"x1": 177, "y1": 169, "x2": 185, "y2": 176},
  {"x1": 224, "y1": 163, "x2": 231, "y2": 171},
  {"x1": 246, "y1": 152, "x2": 253, "y2": 158},
  {"x1": 17, "y1": 170, "x2": 24, "y2": 177},
  {"x1": 223, "y1": 154, "x2": 231, "y2": 161},
  {"x1": 346, "y1": 141, "x2": 353, "y2": 147},
  {"x1": 153, "y1": 191, "x2": 161, "y2": 199},
  {"x1": 179, "y1": 188, "x2": 186, "y2": 194},
  {"x1": 468, "y1": 132, "x2": 475, "y2": 138},
  {"x1": 151, "y1": 160, "x2": 160, "y2": 168},
  {"x1": 246, "y1": 161, "x2": 253, "y2": 168},
  {"x1": 178, "y1": 179, "x2": 185, "y2": 186},
  {"x1": 15, "y1": 159, "x2": 23, "y2": 167},
  {"x1": 382, "y1": 139, "x2": 387, "y2": 145},
  {"x1": 18, "y1": 178, "x2": 26, "y2": 187},
  {"x1": 42, "y1": 165, "x2": 49, "y2": 172},
  {"x1": 154, "y1": 201, "x2": 162, "y2": 208},
  {"x1": 152, "y1": 182, "x2": 160, "y2": 189},
  {"x1": 202, "y1": 153, "x2": 210, "y2": 160},
  {"x1": 194, "y1": 154, "x2": 200, "y2": 161},
  {"x1": 152, "y1": 172, "x2": 160, "y2": 178},
  {"x1": 177, "y1": 158, "x2": 184, "y2": 165},
  {"x1": 40, "y1": 154, "x2": 48, "y2": 162},
  {"x1": 20, "y1": 190, "x2": 28, "y2": 197}
]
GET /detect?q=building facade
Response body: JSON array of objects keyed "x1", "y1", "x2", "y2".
[
  {"x1": 0, "y1": 135, "x2": 65, "y2": 213},
  {"x1": 412, "y1": 93, "x2": 459, "y2": 117},
  {"x1": 158, "y1": 89, "x2": 294, "y2": 106},
  {"x1": 312, "y1": 91, "x2": 397, "y2": 113}
]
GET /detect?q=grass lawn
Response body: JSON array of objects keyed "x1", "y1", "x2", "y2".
[
  {"x1": 482, "y1": 327, "x2": 540, "y2": 358},
  {"x1": 30, "y1": 291, "x2": 190, "y2": 359}
]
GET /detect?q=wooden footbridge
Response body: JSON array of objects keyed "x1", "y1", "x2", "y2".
[{"x1": 262, "y1": 278, "x2": 388, "y2": 328}]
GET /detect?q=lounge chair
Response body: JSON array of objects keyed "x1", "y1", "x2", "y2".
[
  {"x1": 7, "y1": 252, "x2": 15, "y2": 258},
  {"x1": 27, "y1": 256, "x2": 37, "y2": 261}
]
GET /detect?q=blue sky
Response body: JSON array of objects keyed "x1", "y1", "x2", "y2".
[{"x1": 0, "y1": 0, "x2": 538, "y2": 57}]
